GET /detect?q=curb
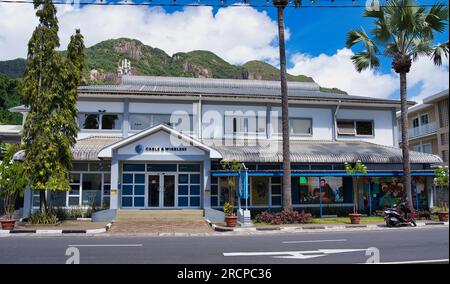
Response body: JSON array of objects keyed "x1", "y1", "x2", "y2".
[
  {"x1": 207, "y1": 220, "x2": 449, "y2": 233},
  {"x1": 0, "y1": 222, "x2": 112, "y2": 236}
]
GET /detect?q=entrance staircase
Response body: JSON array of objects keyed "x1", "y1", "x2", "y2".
[
  {"x1": 116, "y1": 209, "x2": 204, "y2": 222},
  {"x1": 110, "y1": 209, "x2": 212, "y2": 234}
]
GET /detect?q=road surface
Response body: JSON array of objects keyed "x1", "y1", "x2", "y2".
[{"x1": 0, "y1": 226, "x2": 448, "y2": 264}]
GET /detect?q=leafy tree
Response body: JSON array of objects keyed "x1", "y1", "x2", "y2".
[
  {"x1": 346, "y1": 0, "x2": 449, "y2": 208},
  {"x1": 22, "y1": 0, "x2": 84, "y2": 213},
  {"x1": 0, "y1": 143, "x2": 27, "y2": 219}
]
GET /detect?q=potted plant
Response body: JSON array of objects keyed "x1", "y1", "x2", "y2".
[
  {"x1": 224, "y1": 201, "x2": 237, "y2": 227},
  {"x1": 345, "y1": 161, "x2": 368, "y2": 224},
  {"x1": 221, "y1": 160, "x2": 244, "y2": 227},
  {"x1": 0, "y1": 144, "x2": 27, "y2": 230},
  {"x1": 434, "y1": 166, "x2": 448, "y2": 222}
]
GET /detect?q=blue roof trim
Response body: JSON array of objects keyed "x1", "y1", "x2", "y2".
[{"x1": 211, "y1": 170, "x2": 435, "y2": 177}]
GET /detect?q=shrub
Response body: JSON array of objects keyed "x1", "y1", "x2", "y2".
[
  {"x1": 28, "y1": 212, "x2": 58, "y2": 225},
  {"x1": 255, "y1": 210, "x2": 312, "y2": 225},
  {"x1": 66, "y1": 206, "x2": 86, "y2": 219},
  {"x1": 49, "y1": 207, "x2": 68, "y2": 221}
]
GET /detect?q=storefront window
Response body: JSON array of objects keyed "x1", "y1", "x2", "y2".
[
  {"x1": 291, "y1": 176, "x2": 345, "y2": 204},
  {"x1": 250, "y1": 176, "x2": 269, "y2": 206},
  {"x1": 81, "y1": 173, "x2": 102, "y2": 207},
  {"x1": 363, "y1": 176, "x2": 428, "y2": 210}
]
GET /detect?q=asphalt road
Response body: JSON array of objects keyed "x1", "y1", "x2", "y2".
[{"x1": 0, "y1": 227, "x2": 448, "y2": 264}]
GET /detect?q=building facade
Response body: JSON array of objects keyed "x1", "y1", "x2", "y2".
[
  {"x1": 9, "y1": 75, "x2": 442, "y2": 218},
  {"x1": 397, "y1": 89, "x2": 449, "y2": 164}
]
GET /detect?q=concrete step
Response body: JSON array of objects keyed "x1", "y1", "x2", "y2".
[{"x1": 116, "y1": 209, "x2": 204, "y2": 222}]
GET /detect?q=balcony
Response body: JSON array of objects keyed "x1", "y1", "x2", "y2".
[{"x1": 399, "y1": 122, "x2": 437, "y2": 141}]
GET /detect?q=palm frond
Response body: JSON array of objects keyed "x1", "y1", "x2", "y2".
[
  {"x1": 351, "y1": 51, "x2": 381, "y2": 72},
  {"x1": 425, "y1": 3, "x2": 449, "y2": 33},
  {"x1": 410, "y1": 39, "x2": 434, "y2": 61},
  {"x1": 431, "y1": 41, "x2": 450, "y2": 66}
]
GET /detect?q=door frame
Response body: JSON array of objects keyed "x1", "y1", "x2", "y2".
[{"x1": 146, "y1": 172, "x2": 178, "y2": 208}]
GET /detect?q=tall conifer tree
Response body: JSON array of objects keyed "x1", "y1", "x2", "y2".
[{"x1": 22, "y1": 0, "x2": 84, "y2": 213}]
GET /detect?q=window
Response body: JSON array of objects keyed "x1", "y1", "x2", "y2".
[
  {"x1": 356, "y1": 121, "x2": 374, "y2": 136},
  {"x1": 412, "y1": 117, "x2": 419, "y2": 128},
  {"x1": 129, "y1": 114, "x2": 151, "y2": 130},
  {"x1": 438, "y1": 99, "x2": 449, "y2": 128},
  {"x1": 225, "y1": 114, "x2": 265, "y2": 135},
  {"x1": 101, "y1": 114, "x2": 121, "y2": 130},
  {"x1": 129, "y1": 113, "x2": 193, "y2": 132},
  {"x1": 337, "y1": 120, "x2": 374, "y2": 136},
  {"x1": 250, "y1": 176, "x2": 269, "y2": 206},
  {"x1": 412, "y1": 145, "x2": 421, "y2": 152},
  {"x1": 420, "y1": 114, "x2": 429, "y2": 125},
  {"x1": 422, "y1": 143, "x2": 432, "y2": 154},
  {"x1": 81, "y1": 173, "x2": 102, "y2": 206},
  {"x1": 442, "y1": 150, "x2": 449, "y2": 163},
  {"x1": 441, "y1": 133, "x2": 449, "y2": 146},
  {"x1": 78, "y1": 113, "x2": 122, "y2": 130},
  {"x1": 337, "y1": 120, "x2": 356, "y2": 135},
  {"x1": 276, "y1": 118, "x2": 312, "y2": 135},
  {"x1": 80, "y1": 114, "x2": 99, "y2": 129}
]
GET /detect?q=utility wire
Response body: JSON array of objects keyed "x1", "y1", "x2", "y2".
[{"x1": 0, "y1": 0, "x2": 446, "y2": 9}]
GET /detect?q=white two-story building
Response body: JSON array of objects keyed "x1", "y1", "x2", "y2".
[{"x1": 9, "y1": 75, "x2": 442, "y2": 219}]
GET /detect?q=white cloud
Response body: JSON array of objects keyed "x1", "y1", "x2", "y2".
[
  {"x1": 288, "y1": 48, "x2": 399, "y2": 99},
  {"x1": 0, "y1": 3, "x2": 282, "y2": 65},
  {"x1": 288, "y1": 48, "x2": 449, "y2": 102},
  {"x1": 408, "y1": 56, "x2": 449, "y2": 103}
]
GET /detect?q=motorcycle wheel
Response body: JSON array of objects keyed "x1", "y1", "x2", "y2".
[{"x1": 386, "y1": 220, "x2": 393, "y2": 227}]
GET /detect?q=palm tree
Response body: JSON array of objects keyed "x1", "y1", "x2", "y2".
[
  {"x1": 346, "y1": 0, "x2": 449, "y2": 208},
  {"x1": 273, "y1": 0, "x2": 303, "y2": 211}
]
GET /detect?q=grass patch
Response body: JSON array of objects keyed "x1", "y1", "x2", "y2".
[{"x1": 311, "y1": 216, "x2": 385, "y2": 224}]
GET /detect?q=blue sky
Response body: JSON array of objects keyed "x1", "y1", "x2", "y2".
[{"x1": 0, "y1": 0, "x2": 448, "y2": 100}]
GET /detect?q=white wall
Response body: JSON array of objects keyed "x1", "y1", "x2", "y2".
[
  {"x1": 336, "y1": 108, "x2": 395, "y2": 146},
  {"x1": 77, "y1": 101, "x2": 124, "y2": 113},
  {"x1": 129, "y1": 102, "x2": 195, "y2": 114}
]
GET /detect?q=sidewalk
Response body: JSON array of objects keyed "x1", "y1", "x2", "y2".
[
  {"x1": 0, "y1": 220, "x2": 112, "y2": 235},
  {"x1": 207, "y1": 220, "x2": 449, "y2": 233}
]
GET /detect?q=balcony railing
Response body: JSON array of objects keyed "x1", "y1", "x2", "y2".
[{"x1": 399, "y1": 122, "x2": 437, "y2": 141}]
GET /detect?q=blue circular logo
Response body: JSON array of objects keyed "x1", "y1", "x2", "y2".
[{"x1": 135, "y1": 144, "x2": 143, "y2": 154}]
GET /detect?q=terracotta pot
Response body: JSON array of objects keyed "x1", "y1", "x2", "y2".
[
  {"x1": 225, "y1": 215, "x2": 238, "y2": 227},
  {"x1": 0, "y1": 219, "x2": 16, "y2": 230},
  {"x1": 348, "y1": 213, "x2": 362, "y2": 224},
  {"x1": 437, "y1": 212, "x2": 449, "y2": 222}
]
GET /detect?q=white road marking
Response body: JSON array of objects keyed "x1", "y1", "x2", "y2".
[
  {"x1": 68, "y1": 244, "x2": 143, "y2": 247},
  {"x1": 224, "y1": 248, "x2": 368, "y2": 260},
  {"x1": 362, "y1": 258, "x2": 449, "y2": 264},
  {"x1": 282, "y1": 239, "x2": 347, "y2": 244}
]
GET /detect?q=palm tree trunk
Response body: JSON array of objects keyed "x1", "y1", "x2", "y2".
[
  {"x1": 276, "y1": 6, "x2": 292, "y2": 211},
  {"x1": 399, "y1": 72, "x2": 413, "y2": 209}
]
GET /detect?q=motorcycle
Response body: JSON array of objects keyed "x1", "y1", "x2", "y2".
[{"x1": 384, "y1": 202, "x2": 417, "y2": 227}]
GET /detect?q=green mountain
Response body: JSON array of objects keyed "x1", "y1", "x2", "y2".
[
  {"x1": 0, "y1": 58, "x2": 27, "y2": 79},
  {"x1": 0, "y1": 73, "x2": 22, "y2": 125},
  {"x1": 0, "y1": 38, "x2": 347, "y2": 94}
]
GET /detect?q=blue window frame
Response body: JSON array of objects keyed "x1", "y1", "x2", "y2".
[
  {"x1": 123, "y1": 164, "x2": 145, "y2": 172},
  {"x1": 147, "y1": 164, "x2": 177, "y2": 172}
]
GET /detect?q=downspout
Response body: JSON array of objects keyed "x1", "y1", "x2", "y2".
[{"x1": 333, "y1": 100, "x2": 342, "y2": 141}]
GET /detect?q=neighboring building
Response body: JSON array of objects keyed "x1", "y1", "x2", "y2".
[
  {"x1": 0, "y1": 124, "x2": 22, "y2": 145},
  {"x1": 9, "y1": 76, "x2": 442, "y2": 219},
  {"x1": 397, "y1": 89, "x2": 449, "y2": 164}
]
